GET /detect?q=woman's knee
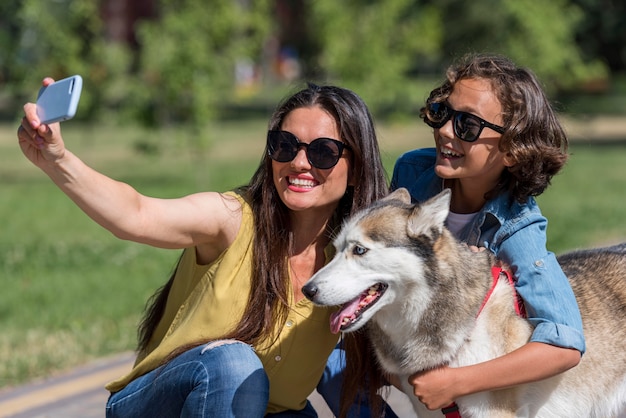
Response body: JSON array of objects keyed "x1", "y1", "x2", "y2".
[
  {"x1": 198, "y1": 340, "x2": 268, "y2": 387},
  {"x1": 196, "y1": 340, "x2": 269, "y2": 415},
  {"x1": 106, "y1": 341, "x2": 269, "y2": 417}
]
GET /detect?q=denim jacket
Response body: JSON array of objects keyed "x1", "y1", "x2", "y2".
[{"x1": 391, "y1": 148, "x2": 585, "y2": 353}]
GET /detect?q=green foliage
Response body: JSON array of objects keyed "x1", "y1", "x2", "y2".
[
  {"x1": 435, "y1": 0, "x2": 608, "y2": 92},
  {"x1": 571, "y1": 0, "x2": 626, "y2": 73},
  {"x1": 9, "y1": 0, "x2": 135, "y2": 121},
  {"x1": 128, "y1": 0, "x2": 272, "y2": 129},
  {"x1": 1, "y1": 0, "x2": 625, "y2": 126},
  {"x1": 309, "y1": 0, "x2": 442, "y2": 115},
  {"x1": 16, "y1": 0, "x2": 102, "y2": 80},
  {"x1": 4, "y1": 0, "x2": 274, "y2": 128},
  {"x1": 0, "y1": 1, "x2": 24, "y2": 89},
  {"x1": 501, "y1": 0, "x2": 607, "y2": 90}
]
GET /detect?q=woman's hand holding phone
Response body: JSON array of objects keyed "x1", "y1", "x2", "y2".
[{"x1": 17, "y1": 77, "x2": 78, "y2": 167}]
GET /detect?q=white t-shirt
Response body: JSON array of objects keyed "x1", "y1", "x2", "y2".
[{"x1": 446, "y1": 211, "x2": 478, "y2": 238}]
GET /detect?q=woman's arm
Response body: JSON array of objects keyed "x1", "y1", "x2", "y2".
[{"x1": 18, "y1": 88, "x2": 241, "y2": 252}]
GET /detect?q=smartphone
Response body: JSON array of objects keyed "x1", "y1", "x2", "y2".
[{"x1": 36, "y1": 75, "x2": 83, "y2": 124}]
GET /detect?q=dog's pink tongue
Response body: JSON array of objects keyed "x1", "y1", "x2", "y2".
[{"x1": 330, "y1": 298, "x2": 361, "y2": 334}]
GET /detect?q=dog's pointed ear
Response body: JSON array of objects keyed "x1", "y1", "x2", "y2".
[
  {"x1": 407, "y1": 189, "x2": 451, "y2": 239},
  {"x1": 381, "y1": 187, "x2": 412, "y2": 204}
]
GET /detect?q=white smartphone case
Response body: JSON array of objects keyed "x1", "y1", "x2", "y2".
[{"x1": 36, "y1": 75, "x2": 83, "y2": 124}]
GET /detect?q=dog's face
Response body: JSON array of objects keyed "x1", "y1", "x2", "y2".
[{"x1": 302, "y1": 188, "x2": 451, "y2": 334}]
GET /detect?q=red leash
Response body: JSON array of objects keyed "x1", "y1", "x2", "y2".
[{"x1": 440, "y1": 267, "x2": 526, "y2": 417}]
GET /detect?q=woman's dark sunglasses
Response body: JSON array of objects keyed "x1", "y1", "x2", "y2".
[
  {"x1": 267, "y1": 130, "x2": 350, "y2": 169},
  {"x1": 423, "y1": 101, "x2": 505, "y2": 142}
]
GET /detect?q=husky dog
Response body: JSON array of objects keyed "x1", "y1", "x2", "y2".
[{"x1": 303, "y1": 188, "x2": 626, "y2": 417}]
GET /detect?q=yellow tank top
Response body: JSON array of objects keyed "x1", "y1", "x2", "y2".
[{"x1": 105, "y1": 191, "x2": 339, "y2": 413}]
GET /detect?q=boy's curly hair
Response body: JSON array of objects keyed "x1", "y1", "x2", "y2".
[{"x1": 421, "y1": 53, "x2": 569, "y2": 202}]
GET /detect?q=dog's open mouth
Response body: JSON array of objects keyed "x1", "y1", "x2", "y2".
[{"x1": 329, "y1": 283, "x2": 388, "y2": 334}]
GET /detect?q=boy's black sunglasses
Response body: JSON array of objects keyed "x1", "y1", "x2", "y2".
[
  {"x1": 267, "y1": 130, "x2": 350, "y2": 169},
  {"x1": 423, "y1": 101, "x2": 505, "y2": 142}
]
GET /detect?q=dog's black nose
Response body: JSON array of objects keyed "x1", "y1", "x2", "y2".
[{"x1": 301, "y1": 283, "x2": 318, "y2": 300}]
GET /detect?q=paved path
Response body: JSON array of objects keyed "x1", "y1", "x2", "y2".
[
  {"x1": 0, "y1": 352, "x2": 413, "y2": 418},
  {"x1": 0, "y1": 352, "x2": 135, "y2": 418}
]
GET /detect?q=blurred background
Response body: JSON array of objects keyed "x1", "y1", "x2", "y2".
[
  {"x1": 1, "y1": 0, "x2": 625, "y2": 392},
  {"x1": 1, "y1": 0, "x2": 625, "y2": 126}
]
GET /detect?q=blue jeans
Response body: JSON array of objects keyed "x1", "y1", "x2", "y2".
[
  {"x1": 106, "y1": 340, "x2": 271, "y2": 418},
  {"x1": 316, "y1": 344, "x2": 399, "y2": 418},
  {"x1": 106, "y1": 340, "x2": 396, "y2": 417}
]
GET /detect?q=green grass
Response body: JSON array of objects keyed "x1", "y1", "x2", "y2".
[
  {"x1": 537, "y1": 142, "x2": 626, "y2": 251},
  {"x1": 0, "y1": 118, "x2": 624, "y2": 388}
]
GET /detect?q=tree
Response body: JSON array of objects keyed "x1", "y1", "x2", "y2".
[
  {"x1": 117, "y1": 0, "x2": 273, "y2": 185},
  {"x1": 129, "y1": 0, "x2": 272, "y2": 129},
  {"x1": 434, "y1": 0, "x2": 608, "y2": 92},
  {"x1": 302, "y1": 0, "x2": 608, "y2": 116},
  {"x1": 0, "y1": 1, "x2": 24, "y2": 89},
  {"x1": 308, "y1": 0, "x2": 443, "y2": 116},
  {"x1": 9, "y1": 0, "x2": 134, "y2": 120},
  {"x1": 570, "y1": 0, "x2": 626, "y2": 73}
]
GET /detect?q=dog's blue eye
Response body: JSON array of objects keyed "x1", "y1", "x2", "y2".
[{"x1": 353, "y1": 245, "x2": 367, "y2": 256}]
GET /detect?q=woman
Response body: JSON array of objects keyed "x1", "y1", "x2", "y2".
[{"x1": 18, "y1": 82, "x2": 388, "y2": 417}]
